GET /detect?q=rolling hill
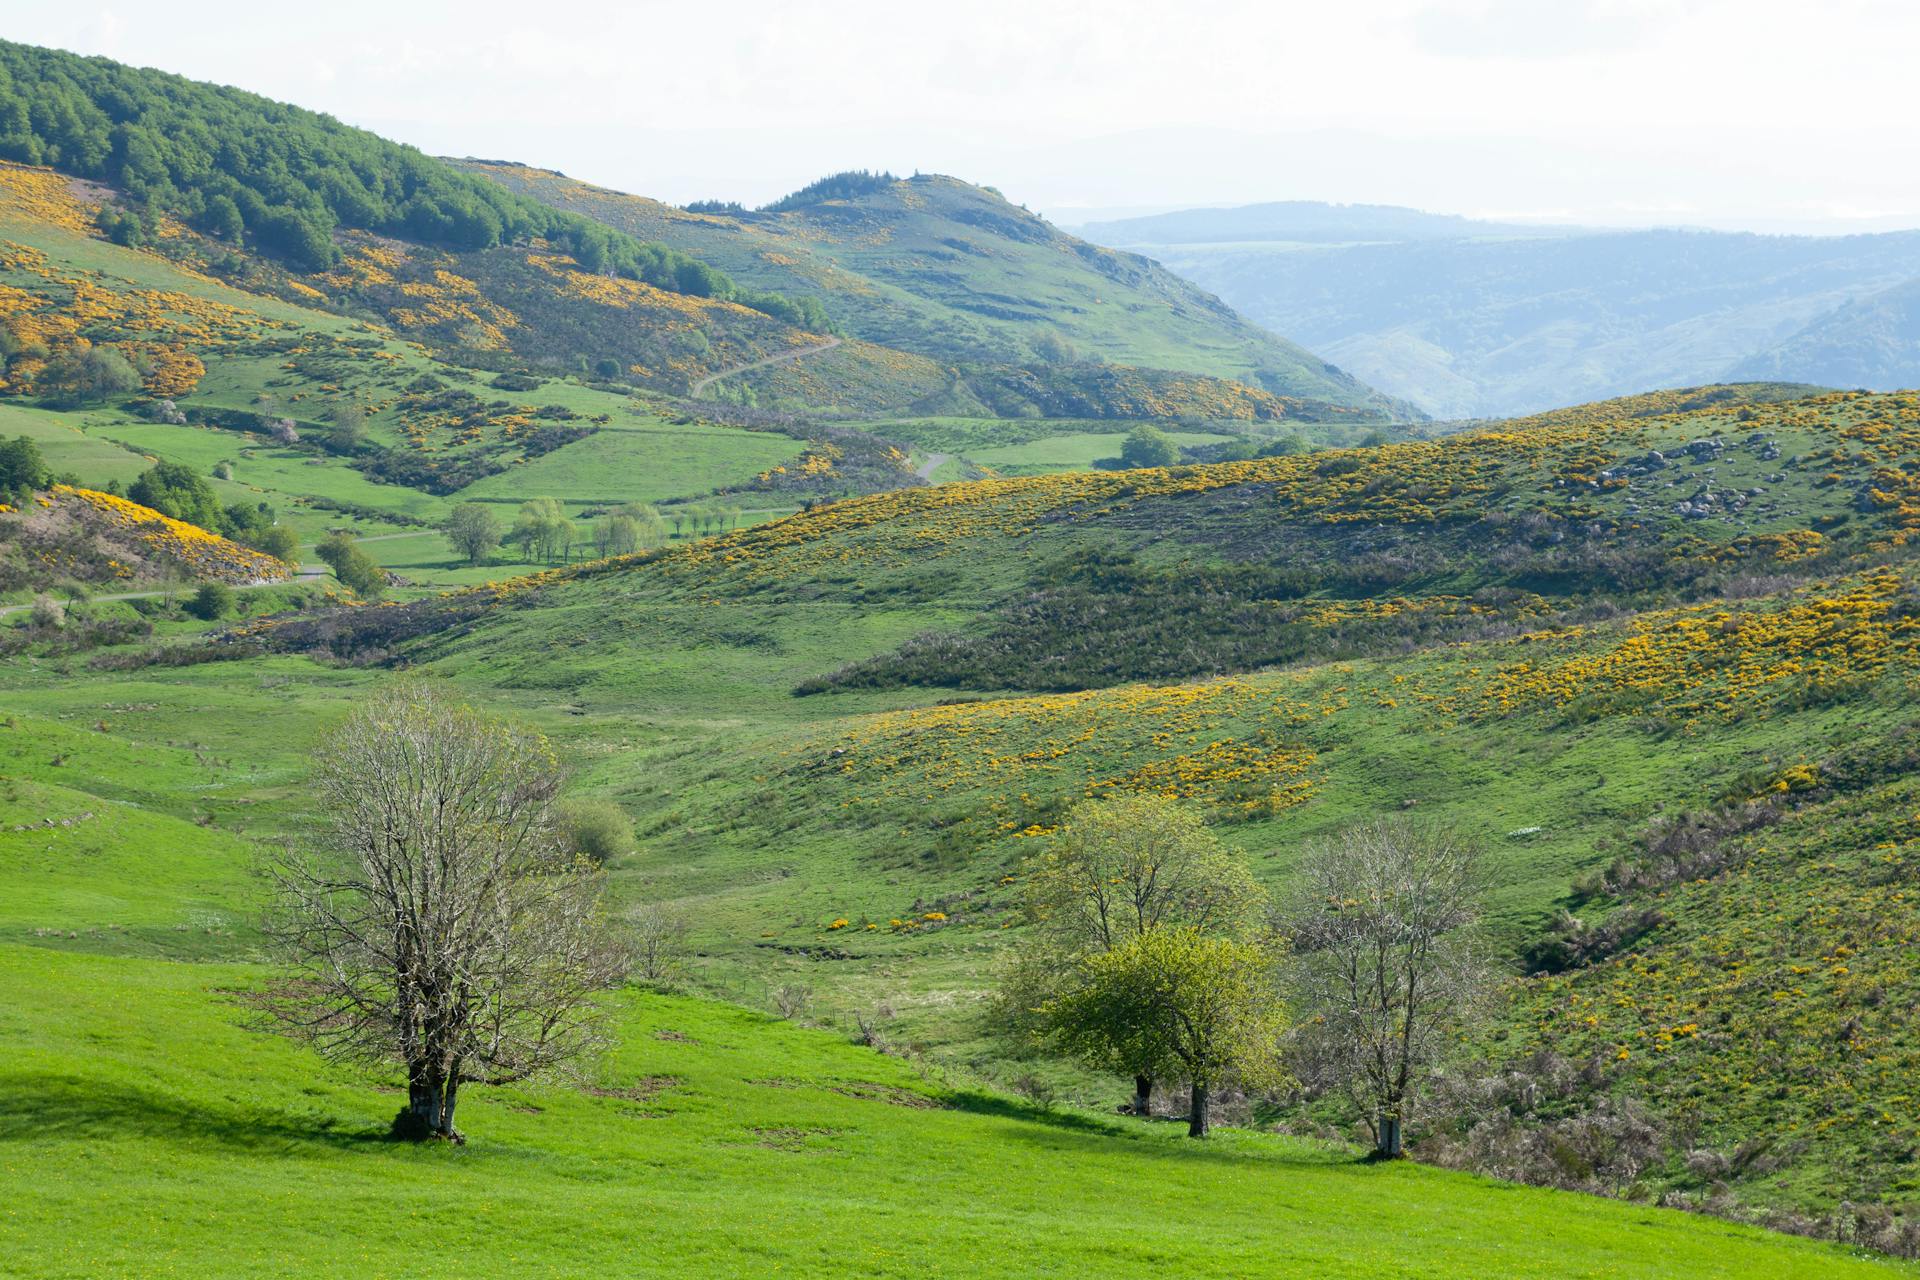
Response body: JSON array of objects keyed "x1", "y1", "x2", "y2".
[
  {"x1": 459, "y1": 162, "x2": 1415, "y2": 420},
  {"x1": 4, "y1": 34, "x2": 1920, "y2": 1278},
  {"x1": 1077, "y1": 202, "x2": 1920, "y2": 419},
  {"x1": 227, "y1": 384, "x2": 1920, "y2": 1237}
]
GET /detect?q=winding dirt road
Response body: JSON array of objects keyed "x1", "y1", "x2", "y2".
[
  {"x1": 0, "y1": 563, "x2": 329, "y2": 618},
  {"x1": 690, "y1": 337, "x2": 842, "y2": 397}
]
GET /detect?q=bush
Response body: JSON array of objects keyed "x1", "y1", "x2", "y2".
[
  {"x1": 559, "y1": 797, "x2": 634, "y2": 864},
  {"x1": 314, "y1": 532, "x2": 385, "y2": 599},
  {"x1": 249, "y1": 524, "x2": 300, "y2": 564},
  {"x1": 184, "y1": 582, "x2": 234, "y2": 620},
  {"x1": 130, "y1": 462, "x2": 226, "y2": 532},
  {"x1": 0, "y1": 434, "x2": 49, "y2": 500},
  {"x1": 1119, "y1": 425, "x2": 1179, "y2": 470}
]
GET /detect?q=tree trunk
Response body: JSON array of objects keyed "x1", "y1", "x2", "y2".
[
  {"x1": 1375, "y1": 1112, "x2": 1403, "y2": 1159},
  {"x1": 1132, "y1": 1074, "x2": 1153, "y2": 1117},
  {"x1": 1188, "y1": 1082, "x2": 1211, "y2": 1138},
  {"x1": 393, "y1": 1072, "x2": 464, "y2": 1143}
]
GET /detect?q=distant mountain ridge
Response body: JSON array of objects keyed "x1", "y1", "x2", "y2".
[
  {"x1": 1073, "y1": 200, "x2": 1580, "y2": 246},
  {"x1": 1078, "y1": 201, "x2": 1920, "y2": 418}
]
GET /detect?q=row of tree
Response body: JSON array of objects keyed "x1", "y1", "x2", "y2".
[
  {"x1": 0, "y1": 39, "x2": 830, "y2": 332},
  {"x1": 258, "y1": 689, "x2": 1482, "y2": 1154},
  {"x1": 1002, "y1": 796, "x2": 1483, "y2": 1150},
  {"x1": 440, "y1": 499, "x2": 746, "y2": 567}
]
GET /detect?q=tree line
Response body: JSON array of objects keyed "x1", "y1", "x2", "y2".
[{"x1": 0, "y1": 40, "x2": 830, "y2": 331}]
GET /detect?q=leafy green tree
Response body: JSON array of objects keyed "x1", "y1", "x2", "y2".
[
  {"x1": 129, "y1": 462, "x2": 225, "y2": 532},
  {"x1": 222, "y1": 500, "x2": 276, "y2": 541},
  {"x1": 592, "y1": 514, "x2": 641, "y2": 559},
  {"x1": 249, "y1": 524, "x2": 300, "y2": 564},
  {"x1": 185, "y1": 581, "x2": 234, "y2": 620},
  {"x1": 40, "y1": 343, "x2": 142, "y2": 408},
  {"x1": 557, "y1": 798, "x2": 635, "y2": 864},
  {"x1": 1044, "y1": 926, "x2": 1289, "y2": 1137},
  {"x1": 315, "y1": 532, "x2": 385, "y2": 599},
  {"x1": 0, "y1": 433, "x2": 49, "y2": 500},
  {"x1": 1003, "y1": 795, "x2": 1264, "y2": 1115},
  {"x1": 1031, "y1": 329, "x2": 1079, "y2": 365},
  {"x1": 507, "y1": 497, "x2": 571, "y2": 564},
  {"x1": 1119, "y1": 425, "x2": 1179, "y2": 470},
  {"x1": 619, "y1": 502, "x2": 666, "y2": 547},
  {"x1": 326, "y1": 403, "x2": 368, "y2": 452},
  {"x1": 442, "y1": 502, "x2": 504, "y2": 566}
]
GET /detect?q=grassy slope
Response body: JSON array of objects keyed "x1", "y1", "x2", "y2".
[
  {"x1": 0, "y1": 708, "x2": 1901, "y2": 1279},
  {"x1": 212, "y1": 386, "x2": 1920, "y2": 1217},
  {"x1": 0, "y1": 174, "x2": 818, "y2": 592},
  {"x1": 460, "y1": 163, "x2": 1407, "y2": 415}
]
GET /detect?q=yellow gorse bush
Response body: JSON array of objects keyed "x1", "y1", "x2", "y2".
[{"x1": 54, "y1": 485, "x2": 290, "y2": 584}]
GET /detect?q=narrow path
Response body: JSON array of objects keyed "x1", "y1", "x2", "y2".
[
  {"x1": 915, "y1": 452, "x2": 950, "y2": 481},
  {"x1": 690, "y1": 336, "x2": 842, "y2": 397},
  {"x1": 0, "y1": 565, "x2": 327, "y2": 618}
]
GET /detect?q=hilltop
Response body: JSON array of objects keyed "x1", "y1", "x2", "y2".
[{"x1": 460, "y1": 162, "x2": 1413, "y2": 420}]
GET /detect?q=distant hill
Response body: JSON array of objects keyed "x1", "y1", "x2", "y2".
[
  {"x1": 459, "y1": 163, "x2": 1417, "y2": 420},
  {"x1": 1077, "y1": 204, "x2": 1920, "y2": 419},
  {"x1": 1073, "y1": 200, "x2": 1578, "y2": 246},
  {"x1": 1729, "y1": 275, "x2": 1920, "y2": 387}
]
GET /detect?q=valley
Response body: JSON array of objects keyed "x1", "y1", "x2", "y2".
[{"x1": 1, "y1": 30, "x2": 1917, "y2": 1279}]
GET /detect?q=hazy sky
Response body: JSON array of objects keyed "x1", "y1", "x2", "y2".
[{"x1": 7, "y1": 0, "x2": 1917, "y2": 231}]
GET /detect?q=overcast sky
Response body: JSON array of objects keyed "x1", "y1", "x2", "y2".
[{"x1": 7, "y1": 0, "x2": 1916, "y2": 232}]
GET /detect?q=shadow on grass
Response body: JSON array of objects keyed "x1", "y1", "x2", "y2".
[
  {"x1": 0, "y1": 1073, "x2": 395, "y2": 1153},
  {"x1": 943, "y1": 1088, "x2": 1347, "y2": 1170}
]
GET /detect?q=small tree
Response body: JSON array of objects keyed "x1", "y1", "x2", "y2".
[
  {"x1": 250, "y1": 524, "x2": 300, "y2": 564},
  {"x1": 1045, "y1": 926, "x2": 1288, "y2": 1137},
  {"x1": 620, "y1": 502, "x2": 666, "y2": 548},
  {"x1": 629, "y1": 903, "x2": 691, "y2": 987},
  {"x1": 443, "y1": 502, "x2": 504, "y2": 566},
  {"x1": 130, "y1": 462, "x2": 226, "y2": 532},
  {"x1": 262, "y1": 683, "x2": 627, "y2": 1142},
  {"x1": 559, "y1": 797, "x2": 635, "y2": 863},
  {"x1": 0, "y1": 433, "x2": 49, "y2": 502},
  {"x1": 1003, "y1": 794, "x2": 1263, "y2": 1115},
  {"x1": 1283, "y1": 821, "x2": 1486, "y2": 1158},
  {"x1": 185, "y1": 581, "x2": 234, "y2": 620},
  {"x1": 1119, "y1": 425, "x2": 1179, "y2": 470},
  {"x1": 327, "y1": 403, "x2": 368, "y2": 451},
  {"x1": 315, "y1": 532, "x2": 386, "y2": 599},
  {"x1": 508, "y1": 497, "x2": 570, "y2": 564},
  {"x1": 592, "y1": 514, "x2": 641, "y2": 559}
]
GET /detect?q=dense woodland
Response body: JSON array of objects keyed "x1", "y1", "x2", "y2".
[{"x1": 0, "y1": 41, "x2": 830, "y2": 330}]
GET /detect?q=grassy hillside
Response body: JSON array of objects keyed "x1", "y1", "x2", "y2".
[
  {"x1": 0, "y1": 692, "x2": 1904, "y2": 1278},
  {"x1": 204, "y1": 385, "x2": 1920, "y2": 1234},
  {"x1": 461, "y1": 162, "x2": 1412, "y2": 419}
]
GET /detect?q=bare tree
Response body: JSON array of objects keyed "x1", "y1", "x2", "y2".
[
  {"x1": 629, "y1": 903, "x2": 690, "y2": 986},
  {"x1": 261, "y1": 682, "x2": 627, "y2": 1143},
  {"x1": 1282, "y1": 821, "x2": 1485, "y2": 1158}
]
